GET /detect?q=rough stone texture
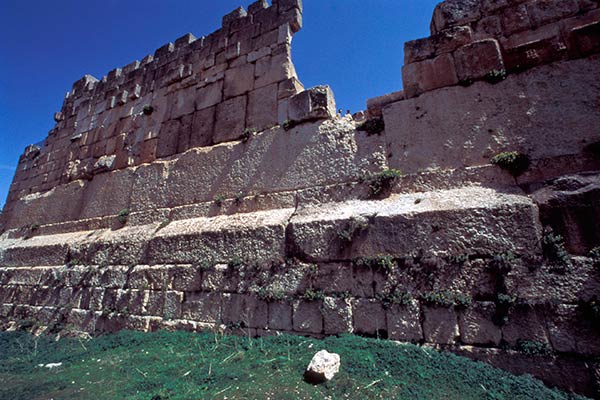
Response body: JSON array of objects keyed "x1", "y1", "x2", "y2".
[
  {"x1": 304, "y1": 350, "x2": 341, "y2": 384},
  {"x1": 1, "y1": 2, "x2": 600, "y2": 397},
  {"x1": 385, "y1": 56, "x2": 600, "y2": 174},
  {"x1": 288, "y1": 85, "x2": 336, "y2": 122},
  {"x1": 287, "y1": 187, "x2": 542, "y2": 262}
]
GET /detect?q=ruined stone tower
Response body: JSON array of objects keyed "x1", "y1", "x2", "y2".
[{"x1": 1, "y1": 0, "x2": 599, "y2": 396}]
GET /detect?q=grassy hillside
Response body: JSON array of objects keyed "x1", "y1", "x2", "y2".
[{"x1": 0, "y1": 330, "x2": 588, "y2": 400}]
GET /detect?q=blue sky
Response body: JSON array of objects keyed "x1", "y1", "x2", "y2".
[{"x1": 0, "y1": 0, "x2": 439, "y2": 210}]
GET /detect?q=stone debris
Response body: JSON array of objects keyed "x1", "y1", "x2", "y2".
[{"x1": 304, "y1": 350, "x2": 341, "y2": 384}]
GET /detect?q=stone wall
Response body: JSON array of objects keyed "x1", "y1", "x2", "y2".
[
  {"x1": 1, "y1": 0, "x2": 600, "y2": 397},
  {"x1": 2, "y1": 0, "x2": 312, "y2": 217}
]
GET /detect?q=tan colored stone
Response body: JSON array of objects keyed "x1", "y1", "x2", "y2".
[
  {"x1": 458, "y1": 301, "x2": 502, "y2": 345},
  {"x1": 402, "y1": 53, "x2": 458, "y2": 98},
  {"x1": 293, "y1": 300, "x2": 322, "y2": 334},
  {"x1": 322, "y1": 297, "x2": 353, "y2": 335},
  {"x1": 224, "y1": 63, "x2": 255, "y2": 99},
  {"x1": 352, "y1": 298, "x2": 386, "y2": 336},
  {"x1": 247, "y1": 84, "x2": 278, "y2": 130},
  {"x1": 386, "y1": 301, "x2": 423, "y2": 342},
  {"x1": 214, "y1": 95, "x2": 247, "y2": 144},
  {"x1": 453, "y1": 39, "x2": 505, "y2": 83},
  {"x1": 423, "y1": 305, "x2": 459, "y2": 344}
]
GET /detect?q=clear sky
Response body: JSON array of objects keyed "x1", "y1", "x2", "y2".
[{"x1": 0, "y1": 0, "x2": 440, "y2": 210}]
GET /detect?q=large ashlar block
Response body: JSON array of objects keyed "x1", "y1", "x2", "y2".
[
  {"x1": 453, "y1": 39, "x2": 505, "y2": 83},
  {"x1": 402, "y1": 53, "x2": 458, "y2": 98},
  {"x1": 431, "y1": 0, "x2": 481, "y2": 33},
  {"x1": 458, "y1": 301, "x2": 501, "y2": 345},
  {"x1": 195, "y1": 80, "x2": 223, "y2": 111},
  {"x1": 322, "y1": 297, "x2": 353, "y2": 335},
  {"x1": 384, "y1": 57, "x2": 600, "y2": 173},
  {"x1": 214, "y1": 95, "x2": 247, "y2": 144},
  {"x1": 404, "y1": 25, "x2": 473, "y2": 64},
  {"x1": 222, "y1": 293, "x2": 269, "y2": 329},
  {"x1": 79, "y1": 168, "x2": 135, "y2": 220},
  {"x1": 422, "y1": 306, "x2": 459, "y2": 344},
  {"x1": 386, "y1": 301, "x2": 423, "y2": 342},
  {"x1": 292, "y1": 300, "x2": 323, "y2": 334},
  {"x1": 255, "y1": 52, "x2": 297, "y2": 89},
  {"x1": 190, "y1": 106, "x2": 215, "y2": 148},
  {"x1": 352, "y1": 298, "x2": 386, "y2": 336},
  {"x1": 156, "y1": 119, "x2": 181, "y2": 158},
  {"x1": 246, "y1": 83, "x2": 278, "y2": 130},
  {"x1": 287, "y1": 187, "x2": 542, "y2": 262},
  {"x1": 146, "y1": 208, "x2": 293, "y2": 264},
  {"x1": 224, "y1": 63, "x2": 255, "y2": 99},
  {"x1": 288, "y1": 86, "x2": 336, "y2": 122}
]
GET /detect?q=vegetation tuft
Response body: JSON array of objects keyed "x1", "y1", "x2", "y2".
[
  {"x1": 542, "y1": 231, "x2": 571, "y2": 272},
  {"x1": 356, "y1": 118, "x2": 385, "y2": 135},
  {"x1": 117, "y1": 208, "x2": 130, "y2": 225},
  {"x1": 368, "y1": 169, "x2": 403, "y2": 196},
  {"x1": 516, "y1": 340, "x2": 552, "y2": 357},
  {"x1": 353, "y1": 255, "x2": 395, "y2": 272},
  {"x1": 142, "y1": 105, "x2": 154, "y2": 116},
  {"x1": 420, "y1": 290, "x2": 472, "y2": 308},
  {"x1": 0, "y1": 330, "x2": 585, "y2": 400},
  {"x1": 490, "y1": 151, "x2": 530, "y2": 177}
]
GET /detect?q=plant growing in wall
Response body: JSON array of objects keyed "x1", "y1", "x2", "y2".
[
  {"x1": 282, "y1": 120, "x2": 299, "y2": 131},
  {"x1": 241, "y1": 128, "x2": 257, "y2": 142},
  {"x1": 356, "y1": 118, "x2": 385, "y2": 135},
  {"x1": 337, "y1": 216, "x2": 370, "y2": 244},
  {"x1": 117, "y1": 208, "x2": 130, "y2": 225},
  {"x1": 142, "y1": 105, "x2": 154, "y2": 116},
  {"x1": 490, "y1": 151, "x2": 530, "y2": 177},
  {"x1": 353, "y1": 255, "x2": 396, "y2": 273},
  {"x1": 420, "y1": 290, "x2": 472, "y2": 308},
  {"x1": 376, "y1": 287, "x2": 413, "y2": 309},
  {"x1": 214, "y1": 195, "x2": 225, "y2": 207},
  {"x1": 541, "y1": 230, "x2": 571, "y2": 273},
  {"x1": 516, "y1": 340, "x2": 552, "y2": 356},
  {"x1": 368, "y1": 169, "x2": 403, "y2": 196},
  {"x1": 484, "y1": 69, "x2": 507, "y2": 84}
]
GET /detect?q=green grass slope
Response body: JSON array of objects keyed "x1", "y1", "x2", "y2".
[{"x1": 0, "y1": 330, "x2": 588, "y2": 400}]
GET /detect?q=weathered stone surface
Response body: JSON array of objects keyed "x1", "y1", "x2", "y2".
[
  {"x1": 352, "y1": 298, "x2": 386, "y2": 336},
  {"x1": 214, "y1": 95, "x2": 247, "y2": 144},
  {"x1": 304, "y1": 350, "x2": 340, "y2": 384},
  {"x1": 458, "y1": 301, "x2": 501, "y2": 345},
  {"x1": 423, "y1": 306, "x2": 459, "y2": 344},
  {"x1": 385, "y1": 57, "x2": 600, "y2": 173},
  {"x1": 288, "y1": 86, "x2": 336, "y2": 122},
  {"x1": 404, "y1": 26, "x2": 473, "y2": 64},
  {"x1": 293, "y1": 300, "x2": 322, "y2": 334},
  {"x1": 287, "y1": 187, "x2": 542, "y2": 262},
  {"x1": 247, "y1": 84, "x2": 278, "y2": 130},
  {"x1": 322, "y1": 297, "x2": 353, "y2": 335},
  {"x1": 146, "y1": 209, "x2": 291, "y2": 264},
  {"x1": 268, "y1": 301, "x2": 293, "y2": 331},
  {"x1": 402, "y1": 53, "x2": 458, "y2": 98},
  {"x1": 386, "y1": 301, "x2": 423, "y2": 342},
  {"x1": 453, "y1": 39, "x2": 504, "y2": 83}
]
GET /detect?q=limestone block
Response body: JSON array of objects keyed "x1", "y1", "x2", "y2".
[
  {"x1": 526, "y1": 0, "x2": 579, "y2": 28},
  {"x1": 168, "y1": 85, "x2": 196, "y2": 120},
  {"x1": 176, "y1": 114, "x2": 193, "y2": 155},
  {"x1": 423, "y1": 305, "x2": 459, "y2": 344},
  {"x1": 255, "y1": 52, "x2": 296, "y2": 89},
  {"x1": 353, "y1": 298, "x2": 386, "y2": 336},
  {"x1": 404, "y1": 26, "x2": 473, "y2": 64},
  {"x1": 501, "y1": 4, "x2": 532, "y2": 35},
  {"x1": 287, "y1": 188, "x2": 542, "y2": 262},
  {"x1": 195, "y1": 80, "x2": 223, "y2": 111},
  {"x1": 214, "y1": 95, "x2": 247, "y2": 143},
  {"x1": 145, "y1": 209, "x2": 291, "y2": 265},
  {"x1": 181, "y1": 292, "x2": 222, "y2": 323},
  {"x1": 293, "y1": 300, "x2": 323, "y2": 334},
  {"x1": 322, "y1": 297, "x2": 353, "y2": 335},
  {"x1": 431, "y1": 0, "x2": 481, "y2": 33},
  {"x1": 475, "y1": 15, "x2": 503, "y2": 37},
  {"x1": 268, "y1": 301, "x2": 293, "y2": 331},
  {"x1": 127, "y1": 265, "x2": 169, "y2": 290},
  {"x1": 247, "y1": 84, "x2": 278, "y2": 130},
  {"x1": 156, "y1": 119, "x2": 181, "y2": 158},
  {"x1": 502, "y1": 27, "x2": 567, "y2": 72},
  {"x1": 78, "y1": 168, "x2": 134, "y2": 219},
  {"x1": 222, "y1": 293, "x2": 268, "y2": 329},
  {"x1": 288, "y1": 86, "x2": 336, "y2": 122},
  {"x1": 277, "y1": 77, "x2": 304, "y2": 99},
  {"x1": 201, "y1": 264, "x2": 240, "y2": 292},
  {"x1": 248, "y1": 0, "x2": 269, "y2": 15},
  {"x1": 546, "y1": 304, "x2": 600, "y2": 355},
  {"x1": 502, "y1": 305, "x2": 549, "y2": 346},
  {"x1": 224, "y1": 63, "x2": 255, "y2": 99},
  {"x1": 1, "y1": 237, "x2": 70, "y2": 268},
  {"x1": 190, "y1": 106, "x2": 215, "y2": 148},
  {"x1": 386, "y1": 301, "x2": 423, "y2": 342},
  {"x1": 248, "y1": 46, "x2": 272, "y2": 63},
  {"x1": 278, "y1": 0, "x2": 302, "y2": 13},
  {"x1": 366, "y1": 90, "x2": 405, "y2": 118},
  {"x1": 567, "y1": 20, "x2": 600, "y2": 57},
  {"x1": 402, "y1": 53, "x2": 458, "y2": 98},
  {"x1": 453, "y1": 39, "x2": 505, "y2": 83},
  {"x1": 129, "y1": 162, "x2": 172, "y2": 213},
  {"x1": 458, "y1": 301, "x2": 502, "y2": 345},
  {"x1": 384, "y1": 57, "x2": 600, "y2": 173},
  {"x1": 169, "y1": 265, "x2": 204, "y2": 291}
]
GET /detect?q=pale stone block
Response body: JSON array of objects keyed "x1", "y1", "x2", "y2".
[
  {"x1": 288, "y1": 86, "x2": 336, "y2": 122},
  {"x1": 322, "y1": 297, "x2": 353, "y2": 335},
  {"x1": 214, "y1": 95, "x2": 247, "y2": 143},
  {"x1": 269, "y1": 301, "x2": 293, "y2": 331},
  {"x1": 386, "y1": 301, "x2": 423, "y2": 342},
  {"x1": 353, "y1": 298, "x2": 386, "y2": 336},
  {"x1": 293, "y1": 300, "x2": 323, "y2": 334},
  {"x1": 247, "y1": 84, "x2": 278, "y2": 130},
  {"x1": 195, "y1": 80, "x2": 223, "y2": 110},
  {"x1": 423, "y1": 306, "x2": 459, "y2": 344},
  {"x1": 224, "y1": 63, "x2": 255, "y2": 99}
]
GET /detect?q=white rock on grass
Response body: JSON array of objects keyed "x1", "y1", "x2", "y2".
[{"x1": 304, "y1": 350, "x2": 341, "y2": 384}]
